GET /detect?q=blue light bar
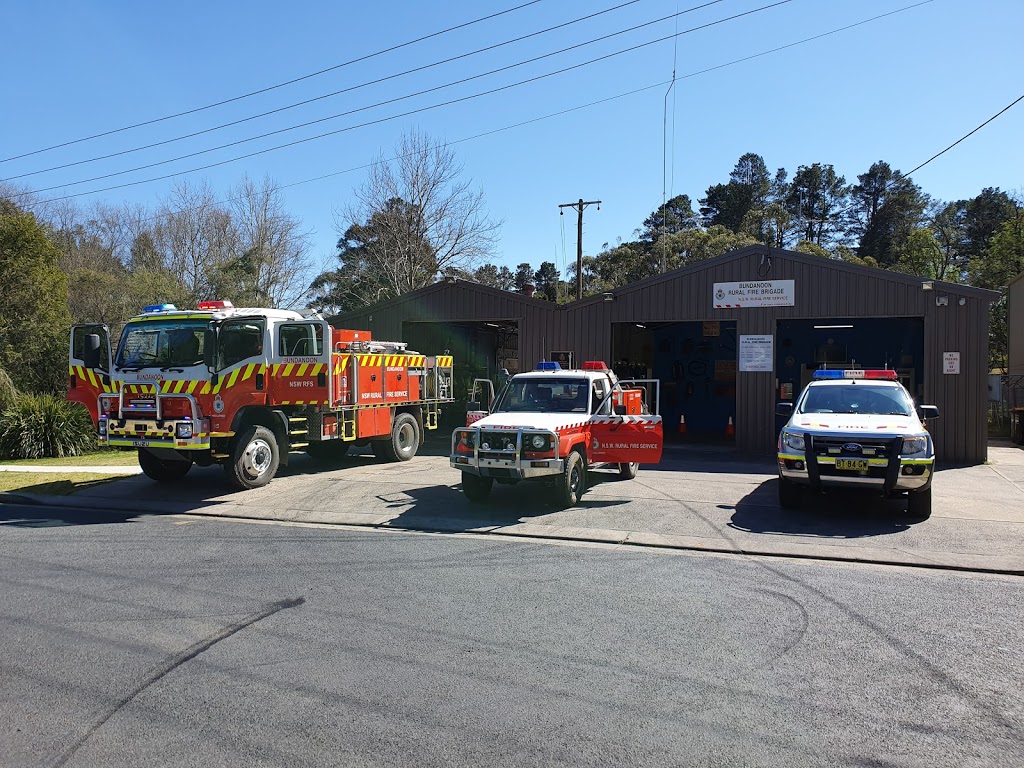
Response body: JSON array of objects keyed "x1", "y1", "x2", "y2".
[
  {"x1": 812, "y1": 369, "x2": 898, "y2": 380},
  {"x1": 535, "y1": 361, "x2": 562, "y2": 371},
  {"x1": 143, "y1": 303, "x2": 178, "y2": 313}
]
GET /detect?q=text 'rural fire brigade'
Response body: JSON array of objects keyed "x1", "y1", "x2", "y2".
[
  {"x1": 451, "y1": 360, "x2": 664, "y2": 508},
  {"x1": 68, "y1": 301, "x2": 453, "y2": 489}
]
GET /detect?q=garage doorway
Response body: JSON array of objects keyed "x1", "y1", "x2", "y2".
[
  {"x1": 612, "y1": 320, "x2": 738, "y2": 442},
  {"x1": 775, "y1": 318, "x2": 925, "y2": 431},
  {"x1": 403, "y1": 320, "x2": 519, "y2": 424}
]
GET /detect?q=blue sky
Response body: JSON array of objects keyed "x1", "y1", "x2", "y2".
[{"x1": 2, "y1": 0, "x2": 1022, "y2": 281}]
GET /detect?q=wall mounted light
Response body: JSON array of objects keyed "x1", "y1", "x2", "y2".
[
  {"x1": 921, "y1": 281, "x2": 934, "y2": 291},
  {"x1": 936, "y1": 295, "x2": 948, "y2": 306},
  {"x1": 603, "y1": 292, "x2": 615, "y2": 302},
  {"x1": 813, "y1": 324, "x2": 854, "y2": 329},
  {"x1": 958, "y1": 297, "x2": 967, "y2": 306}
]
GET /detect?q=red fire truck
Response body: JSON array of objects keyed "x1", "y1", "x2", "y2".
[
  {"x1": 451, "y1": 360, "x2": 663, "y2": 507},
  {"x1": 68, "y1": 301, "x2": 453, "y2": 489}
]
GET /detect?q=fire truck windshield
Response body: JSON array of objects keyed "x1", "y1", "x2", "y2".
[
  {"x1": 116, "y1": 319, "x2": 207, "y2": 370},
  {"x1": 492, "y1": 377, "x2": 591, "y2": 414}
]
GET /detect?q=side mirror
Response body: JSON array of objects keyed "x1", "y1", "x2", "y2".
[
  {"x1": 776, "y1": 402, "x2": 794, "y2": 417},
  {"x1": 614, "y1": 404, "x2": 627, "y2": 416},
  {"x1": 203, "y1": 329, "x2": 217, "y2": 370},
  {"x1": 919, "y1": 405, "x2": 940, "y2": 420},
  {"x1": 466, "y1": 400, "x2": 481, "y2": 413},
  {"x1": 82, "y1": 334, "x2": 102, "y2": 369}
]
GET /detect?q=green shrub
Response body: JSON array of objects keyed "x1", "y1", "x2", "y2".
[
  {"x1": 0, "y1": 368, "x2": 17, "y2": 409},
  {"x1": 0, "y1": 393, "x2": 95, "y2": 459}
]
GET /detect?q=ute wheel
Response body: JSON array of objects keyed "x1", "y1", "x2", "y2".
[
  {"x1": 306, "y1": 441, "x2": 351, "y2": 462},
  {"x1": 907, "y1": 486, "x2": 932, "y2": 519},
  {"x1": 556, "y1": 449, "x2": 587, "y2": 508},
  {"x1": 461, "y1": 472, "x2": 493, "y2": 502},
  {"x1": 618, "y1": 462, "x2": 639, "y2": 480},
  {"x1": 138, "y1": 449, "x2": 192, "y2": 483},
  {"x1": 225, "y1": 425, "x2": 279, "y2": 490},
  {"x1": 373, "y1": 413, "x2": 420, "y2": 462},
  {"x1": 778, "y1": 475, "x2": 802, "y2": 509}
]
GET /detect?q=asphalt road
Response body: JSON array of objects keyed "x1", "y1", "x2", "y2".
[{"x1": 2, "y1": 504, "x2": 1023, "y2": 767}]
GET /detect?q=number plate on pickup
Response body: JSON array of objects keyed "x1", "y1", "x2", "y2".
[{"x1": 835, "y1": 458, "x2": 869, "y2": 471}]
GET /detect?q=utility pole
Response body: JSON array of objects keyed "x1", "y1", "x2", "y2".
[{"x1": 559, "y1": 198, "x2": 600, "y2": 300}]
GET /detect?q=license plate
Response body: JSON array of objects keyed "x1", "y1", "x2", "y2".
[
  {"x1": 835, "y1": 459, "x2": 869, "y2": 471},
  {"x1": 132, "y1": 440, "x2": 150, "y2": 447}
]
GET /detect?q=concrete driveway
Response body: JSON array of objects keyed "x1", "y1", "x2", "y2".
[{"x1": 6, "y1": 440, "x2": 1024, "y2": 574}]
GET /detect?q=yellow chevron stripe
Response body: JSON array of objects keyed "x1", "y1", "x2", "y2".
[
  {"x1": 295, "y1": 363, "x2": 307, "y2": 376},
  {"x1": 283, "y1": 363, "x2": 294, "y2": 376},
  {"x1": 227, "y1": 368, "x2": 241, "y2": 389}
]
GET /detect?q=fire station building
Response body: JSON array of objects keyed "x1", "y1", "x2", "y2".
[{"x1": 332, "y1": 245, "x2": 997, "y2": 464}]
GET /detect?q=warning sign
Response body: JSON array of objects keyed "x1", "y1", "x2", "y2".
[{"x1": 943, "y1": 352, "x2": 960, "y2": 375}]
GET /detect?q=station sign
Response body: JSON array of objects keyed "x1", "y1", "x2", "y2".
[
  {"x1": 713, "y1": 280, "x2": 794, "y2": 308},
  {"x1": 739, "y1": 335, "x2": 774, "y2": 372}
]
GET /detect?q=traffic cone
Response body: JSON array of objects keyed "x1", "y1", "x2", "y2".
[
  {"x1": 678, "y1": 414, "x2": 687, "y2": 434},
  {"x1": 725, "y1": 416, "x2": 735, "y2": 438}
]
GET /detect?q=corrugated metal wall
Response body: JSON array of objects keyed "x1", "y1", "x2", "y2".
[
  {"x1": 333, "y1": 246, "x2": 996, "y2": 464},
  {"x1": 1010, "y1": 274, "x2": 1024, "y2": 375}
]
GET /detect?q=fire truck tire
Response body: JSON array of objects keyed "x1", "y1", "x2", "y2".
[
  {"x1": 138, "y1": 449, "x2": 192, "y2": 483},
  {"x1": 556, "y1": 449, "x2": 587, "y2": 508},
  {"x1": 225, "y1": 425, "x2": 280, "y2": 490},
  {"x1": 618, "y1": 462, "x2": 639, "y2": 479},
  {"x1": 373, "y1": 413, "x2": 419, "y2": 462},
  {"x1": 461, "y1": 472, "x2": 493, "y2": 502}
]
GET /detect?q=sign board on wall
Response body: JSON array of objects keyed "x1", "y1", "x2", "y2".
[
  {"x1": 943, "y1": 352, "x2": 960, "y2": 375},
  {"x1": 713, "y1": 280, "x2": 794, "y2": 308},
  {"x1": 739, "y1": 335, "x2": 774, "y2": 372},
  {"x1": 550, "y1": 351, "x2": 574, "y2": 370}
]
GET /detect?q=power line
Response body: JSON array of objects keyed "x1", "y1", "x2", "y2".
[
  {"x1": 19, "y1": 0, "x2": 790, "y2": 201},
  {"x1": 3, "y1": 0, "x2": 651, "y2": 182},
  {"x1": 0, "y1": 0, "x2": 547, "y2": 164},
  {"x1": 10, "y1": 0, "x2": 736, "y2": 194},
  {"x1": 904, "y1": 92, "x2": 1024, "y2": 177}
]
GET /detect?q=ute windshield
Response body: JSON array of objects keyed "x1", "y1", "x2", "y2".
[
  {"x1": 492, "y1": 377, "x2": 591, "y2": 414},
  {"x1": 798, "y1": 383, "x2": 914, "y2": 417},
  {"x1": 116, "y1": 319, "x2": 208, "y2": 371}
]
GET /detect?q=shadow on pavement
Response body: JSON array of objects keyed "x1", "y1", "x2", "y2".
[
  {"x1": 726, "y1": 478, "x2": 918, "y2": 539},
  {"x1": 383, "y1": 468, "x2": 631, "y2": 533},
  {"x1": 0, "y1": 502, "x2": 142, "y2": 528}
]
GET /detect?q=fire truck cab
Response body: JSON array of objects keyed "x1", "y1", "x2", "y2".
[
  {"x1": 68, "y1": 301, "x2": 453, "y2": 489},
  {"x1": 451, "y1": 361, "x2": 663, "y2": 508}
]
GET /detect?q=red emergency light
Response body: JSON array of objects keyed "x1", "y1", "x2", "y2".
[
  {"x1": 812, "y1": 369, "x2": 899, "y2": 381},
  {"x1": 197, "y1": 300, "x2": 234, "y2": 310},
  {"x1": 582, "y1": 361, "x2": 608, "y2": 371}
]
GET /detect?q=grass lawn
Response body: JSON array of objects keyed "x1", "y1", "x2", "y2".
[
  {"x1": 1, "y1": 450, "x2": 139, "y2": 467},
  {"x1": 0, "y1": 472, "x2": 126, "y2": 496}
]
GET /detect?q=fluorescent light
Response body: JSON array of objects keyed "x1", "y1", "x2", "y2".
[
  {"x1": 484, "y1": 322, "x2": 501, "y2": 328},
  {"x1": 635, "y1": 323, "x2": 646, "y2": 329},
  {"x1": 813, "y1": 324, "x2": 853, "y2": 329}
]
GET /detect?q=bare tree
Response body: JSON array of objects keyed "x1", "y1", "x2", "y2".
[
  {"x1": 224, "y1": 175, "x2": 313, "y2": 309},
  {"x1": 314, "y1": 130, "x2": 500, "y2": 312},
  {"x1": 154, "y1": 180, "x2": 237, "y2": 304}
]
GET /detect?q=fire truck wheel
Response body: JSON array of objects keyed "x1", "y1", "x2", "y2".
[
  {"x1": 138, "y1": 449, "x2": 192, "y2": 483},
  {"x1": 373, "y1": 413, "x2": 420, "y2": 462},
  {"x1": 461, "y1": 472, "x2": 493, "y2": 502},
  {"x1": 225, "y1": 425, "x2": 280, "y2": 490},
  {"x1": 618, "y1": 462, "x2": 639, "y2": 479},
  {"x1": 557, "y1": 449, "x2": 587, "y2": 508}
]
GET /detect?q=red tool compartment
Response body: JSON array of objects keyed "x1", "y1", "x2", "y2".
[
  {"x1": 332, "y1": 328, "x2": 372, "y2": 349},
  {"x1": 356, "y1": 355, "x2": 384, "y2": 405},
  {"x1": 357, "y1": 406, "x2": 391, "y2": 438},
  {"x1": 614, "y1": 388, "x2": 644, "y2": 415},
  {"x1": 385, "y1": 360, "x2": 410, "y2": 403}
]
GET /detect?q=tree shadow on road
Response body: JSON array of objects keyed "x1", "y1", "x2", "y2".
[{"x1": 725, "y1": 478, "x2": 919, "y2": 539}]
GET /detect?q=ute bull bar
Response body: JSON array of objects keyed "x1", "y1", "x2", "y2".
[{"x1": 451, "y1": 426, "x2": 564, "y2": 479}]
